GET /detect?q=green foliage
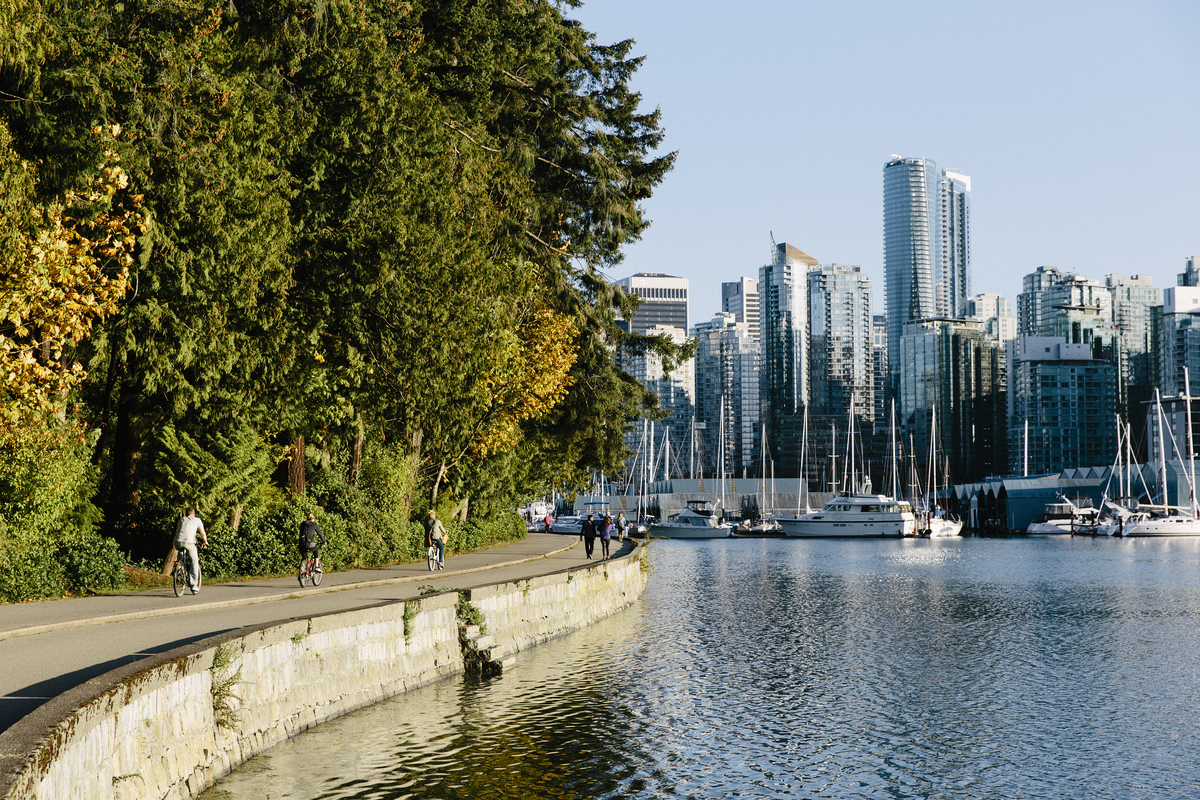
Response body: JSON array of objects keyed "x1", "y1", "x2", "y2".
[
  {"x1": 456, "y1": 590, "x2": 485, "y2": 632},
  {"x1": 403, "y1": 602, "x2": 417, "y2": 644},
  {"x1": 210, "y1": 642, "x2": 243, "y2": 729},
  {"x1": 146, "y1": 422, "x2": 275, "y2": 522}
]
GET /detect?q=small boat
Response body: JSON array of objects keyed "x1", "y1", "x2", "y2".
[
  {"x1": 734, "y1": 517, "x2": 784, "y2": 537},
  {"x1": 927, "y1": 511, "x2": 964, "y2": 538},
  {"x1": 1026, "y1": 501, "x2": 1087, "y2": 534},
  {"x1": 779, "y1": 489, "x2": 918, "y2": 538},
  {"x1": 649, "y1": 500, "x2": 734, "y2": 539}
]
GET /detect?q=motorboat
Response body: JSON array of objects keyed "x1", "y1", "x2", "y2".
[
  {"x1": 779, "y1": 491, "x2": 918, "y2": 538},
  {"x1": 550, "y1": 515, "x2": 584, "y2": 534},
  {"x1": 1026, "y1": 501, "x2": 1098, "y2": 534},
  {"x1": 649, "y1": 500, "x2": 734, "y2": 539}
]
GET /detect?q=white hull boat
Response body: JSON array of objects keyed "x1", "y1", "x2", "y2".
[
  {"x1": 1120, "y1": 514, "x2": 1200, "y2": 537},
  {"x1": 649, "y1": 500, "x2": 733, "y2": 539},
  {"x1": 780, "y1": 494, "x2": 918, "y2": 538},
  {"x1": 927, "y1": 517, "x2": 963, "y2": 537}
]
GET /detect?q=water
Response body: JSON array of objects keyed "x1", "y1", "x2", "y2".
[{"x1": 202, "y1": 537, "x2": 1200, "y2": 799}]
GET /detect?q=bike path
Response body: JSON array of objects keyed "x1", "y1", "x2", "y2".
[{"x1": 0, "y1": 533, "x2": 630, "y2": 735}]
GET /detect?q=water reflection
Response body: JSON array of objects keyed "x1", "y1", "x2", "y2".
[{"x1": 204, "y1": 537, "x2": 1200, "y2": 799}]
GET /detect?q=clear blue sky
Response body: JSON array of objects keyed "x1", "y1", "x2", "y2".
[{"x1": 570, "y1": 0, "x2": 1200, "y2": 325}]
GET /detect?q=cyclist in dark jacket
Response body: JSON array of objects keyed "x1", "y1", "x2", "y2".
[{"x1": 299, "y1": 513, "x2": 327, "y2": 559}]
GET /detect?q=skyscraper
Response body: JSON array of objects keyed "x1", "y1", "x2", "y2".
[
  {"x1": 721, "y1": 277, "x2": 760, "y2": 343},
  {"x1": 807, "y1": 264, "x2": 873, "y2": 422},
  {"x1": 939, "y1": 169, "x2": 971, "y2": 318},
  {"x1": 759, "y1": 241, "x2": 817, "y2": 471},
  {"x1": 616, "y1": 273, "x2": 689, "y2": 333},
  {"x1": 692, "y1": 313, "x2": 759, "y2": 479},
  {"x1": 883, "y1": 156, "x2": 938, "y2": 390},
  {"x1": 872, "y1": 315, "x2": 888, "y2": 425}
]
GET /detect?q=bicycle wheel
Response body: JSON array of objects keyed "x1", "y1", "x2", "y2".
[
  {"x1": 427, "y1": 545, "x2": 438, "y2": 572},
  {"x1": 311, "y1": 557, "x2": 323, "y2": 586},
  {"x1": 195, "y1": 561, "x2": 202, "y2": 590},
  {"x1": 172, "y1": 560, "x2": 185, "y2": 597},
  {"x1": 298, "y1": 557, "x2": 310, "y2": 588}
]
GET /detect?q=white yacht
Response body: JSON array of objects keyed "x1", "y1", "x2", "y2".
[
  {"x1": 649, "y1": 500, "x2": 734, "y2": 539},
  {"x1": 1026, "y1": 501, "x2": 1084, "y2": 534},
  {"x1": 1120, "y1": 512, "x2": 1200, "y2": 537},
  {"x1": 780, "y1": 492, "x2": 918, "y2": 538},
  {"x1": 927, "y1": 512, "x2": 964, "y2": 538}
]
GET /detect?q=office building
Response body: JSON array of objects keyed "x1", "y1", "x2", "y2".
[
  {"x1": 939, "y1": 169, "x2": 971, "y2": 318},
  {"x1": 872, "y1": 314, "x2": 888, "y2": 425},
  {"x1": 807, "y1": 264, "x2": 874, "y2": 423},
  {"x1": 899, "y1": 318, "x2": 1006, "y2": 483},
  {"x1": 1179, "y1": 256, "x2": 1198, "y2": 287},
  {"x1": 883, "y1": 156, "x2": 938, "y2": 388},
  {"x1": 1157, "y1": 286, "x2": 1200, "y2": 396},
  {"x1": 1016, "y1": 266, "x2": 1064, "y2": 336},
  {"x1": 759, "y1": 241, "x2": 817, "y2": 470},
  {"x1": 692, "y1": 313, "x2": 759, "y2": 479},
  {"x1": 1008, "y1": 337, "x2": 1117, "y2": 475},
  {"x1": 967, "y1": 293, "x2": 1017, "y2": 342},
  {"x1": 616, "y1": 273, "x2": 689, "y2": 334},
  {"x1": 721, "y1": 277, "x2": 760, "y2": 343}
]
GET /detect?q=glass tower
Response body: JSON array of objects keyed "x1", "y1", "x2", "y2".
[
  {"x1": 692, "y1": 313, "x2": 759, "y2": 479},
  {"x1": 807, "y1": 264, "x2": 874, "y2": 423},
  {"x1": 883, "y1": 156, "x2": 938, "y2": 389},
  {"x1": 939, "y1": 169, "x2": 971, "y2": 318}
]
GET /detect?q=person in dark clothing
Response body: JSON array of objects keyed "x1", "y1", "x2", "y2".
[
  {"x1": 299, "y1": 512, "x2": 327, "y2": 561},
  {"x1": 580, "y1": 513, "x2": 597, "y2": 559}
]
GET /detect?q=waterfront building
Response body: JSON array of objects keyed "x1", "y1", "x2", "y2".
[
  {"x1": 939, "y1": 169, "x2": 971, "y2": 318},
  {"x1": 616, "y1": 273, "x2": 689, "y2": 334},
  {"x1": 883, "y1": 156, "x2": 938, "y2": 390},
  {"x1": 618, "y1": 324, "x2": 694, "y2": 478},
  {"x1": 1179, "y1": 255, "x2": 1198, "y2": 287},
  {"x1": 759, "y1": 241, "x2": 817, "y2": 471},
  {"x1": 872, "y1": 314, "x2": 888, "y2": 425},
  {"x1": 1108, "y1": 274, "x2": 1160, "y2": 459},
  {"x1": 807, "y1": 264, "x2": 873, "y2": 423},
  {"x1": 1007, "y1": 336, "x2": 1117, "y2": 475},
  {"x1": 1016, "y1": 266, "x2": 1064, "y2": 336},
  {"x1": 692, "y1": 313, "x2": 760, "y2": 479},
  {"x1": 899, "y1": 318, "x2": 1006, "y2": 483},
  {"x1": 721, "y1": 277, "x2": 760, "y2": 344},
  {"x1": 966, "y1": 293, "x2": 1017, "y2": 342},
  {"x1": 1157, "y1": 286, "x2": 1200, "y2": 396}
]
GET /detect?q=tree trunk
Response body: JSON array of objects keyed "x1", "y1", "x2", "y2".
[
  {"x1": 288, "y1": 434, "x2": 306, "y2": 496},
  {"x1": 229, "y1": 503, "x2": 243, "y2": 530},
  {"x1": 455, "y1": 496, "x2": 469, "y2": 523},
  {"x1": 430, "y1": 456, "x2": 447, "y2": 507},
  {"x1": 348, "y1": 418, "x2": 365, "y2": 485},
  {"x1": 406, "y1": 428, "x2": 423, "y2": 510},
  {"x1": 106, "y1": 378, "x2": 143, "y2": 548}
]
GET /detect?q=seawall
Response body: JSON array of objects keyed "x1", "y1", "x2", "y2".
[{"x1": 0, "y1": 543, "x2": 649, "y2": 800}]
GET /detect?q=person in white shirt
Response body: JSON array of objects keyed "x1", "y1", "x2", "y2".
[{"x1": 174, "y1": 507, "x2": 208, "y2": 593}]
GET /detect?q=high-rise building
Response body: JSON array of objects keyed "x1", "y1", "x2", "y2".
[
  {"x1": 967, "y1": 293, "x2": 1017, "y2": 342},
  {"x1": 759, "y1": 241, "x2": 817, "y2": 471},
  {"x1": 1008, "y1": 336, "x2": 1117, "y2": 475},
  {"x1": 692, "y1": 313, "x2": 759, "y2": 479},
  {"x1": 807, "y1": 264, "x2": 874, "y2": 422},
  {"x1": 939, "y1": 169, "x2": 971, "y2": 318},
  {"x1": 616, "y1": 273, "x2": 689, "y2": 334},
  {"x1": 1107, "y1": 274, "x2": 1160, "y2": 460},
  {"x1": 1016, "y1": 266, "x2": 1064, "y2": 336},
  {"x1": 721, "y1": 277, "x2": 760, "y2": 343},
  {"x1": 617, "y1": 324, "x2": 694, "y2": 476},
  {"x1": 883, "y1": 156, "x2": 938, "y2": 388},
  {"x1": 872, "y1": 314, "x2": 888, "y2": 425},
  {"x1": 899, "y1": 318, "x2": 1006, "y2": 482},
  {"x1": 1178, "y1": 255, "x2": 1198, "y2": 287},
  {"x1": 1157, "y1": 286, "x2": 1200, "y2": 396}
]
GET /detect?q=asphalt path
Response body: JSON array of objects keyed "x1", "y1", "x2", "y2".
[{"x1": 0, "y1": 532, "x2": 626, "y2": 735}]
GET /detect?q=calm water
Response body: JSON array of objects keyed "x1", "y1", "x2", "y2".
[{"x1": 202, "y1": 537, "x2": 1200, "y2": 799}]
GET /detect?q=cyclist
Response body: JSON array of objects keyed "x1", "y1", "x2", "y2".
[
  {"x1": 425, "y1": 510, "x2": 447, "y2": 569},
  {"x1": 174, "y1": 507, "x2": 208, "y2": 594},
  {"x1": 299, "y1": 512, "x2": 327, "y2": 575}
]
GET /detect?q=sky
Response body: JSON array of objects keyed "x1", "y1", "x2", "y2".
[{"x1": 569, "y1": 0, "x2": 1200, "y2": 325}]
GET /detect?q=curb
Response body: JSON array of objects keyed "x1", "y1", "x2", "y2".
[{"x1": 0, "y1": 540, "x2": 580, "y2": 644}]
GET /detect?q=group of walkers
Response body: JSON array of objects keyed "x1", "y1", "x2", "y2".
[{"x1": 579, "y1": 512, "x2": 625, "y2": 560}]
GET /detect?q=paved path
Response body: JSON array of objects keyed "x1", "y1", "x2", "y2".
[{"x1": 0, "y1": 533, "x2": 630, "y2": 735}]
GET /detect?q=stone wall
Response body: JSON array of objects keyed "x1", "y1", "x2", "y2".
[{"x1": 0, "y1": 545, "x2": 648, "y2": 800}]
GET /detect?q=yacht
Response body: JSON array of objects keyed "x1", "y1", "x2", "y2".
[
  {"x1": 1026, "y1": 500, "x2": 1096, "y2": 534},
  {"x1": 927, "y1": 511, "x2": 964, "y2": 538},
  {"x1": 649, "y1": 500, "x2": 734, "y2": 539},
  {"x1": 780, "y1": 485, "x2": 919, "y2": 538}
]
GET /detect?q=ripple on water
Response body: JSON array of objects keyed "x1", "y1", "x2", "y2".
[{"x1": 203, "y1": 537, "x2": 1200, "y2": 799}]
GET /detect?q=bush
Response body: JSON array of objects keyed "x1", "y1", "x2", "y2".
[
  {"x1": 0, "y1": 530, "x2": 124, "y2": 602},
  {"x1": 59, "y1": 531, "x2": 125, "y2": 594}
]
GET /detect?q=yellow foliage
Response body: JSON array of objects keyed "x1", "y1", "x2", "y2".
[
  {"x1": 473, "y1": 304, "x2": 578, "y2": 457},
  {"x1": 0, "y1": 130, "x2": 149, "y2": 423}
]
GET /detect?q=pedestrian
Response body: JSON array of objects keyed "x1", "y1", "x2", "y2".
[
  {"x1": 580, "y1": 513, "x2": 597, "y2": 559},
  {"x1": 426, "y1": 510, "x2": 447, "y2": 569},
  {"x1": 599, "y1": 514, "x2": 614, "y2": 559},
  {"x1": 173, "y1": 507, "x2": 208, "y2": 594},
  {"x1": 544, "y1": 513, "x2": 554, "y2": 533},
  {"x1": 616, "y1": 511, "x2": 627, "y2": 542}
]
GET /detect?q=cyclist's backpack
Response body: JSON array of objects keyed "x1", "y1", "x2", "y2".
[{"x1": 300, "y1": 520, "x2": 320, "y2": 550}]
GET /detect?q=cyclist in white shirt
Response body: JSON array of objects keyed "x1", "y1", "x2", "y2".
[{"x1": 174, "y1": 507, "x2": 208, "y2": 594}]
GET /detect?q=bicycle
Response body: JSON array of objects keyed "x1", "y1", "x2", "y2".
[
  {"x1": 171, "y1": 547, "x2": 202, "y2": 597},
  {"x1": 298, "y1": 552, "x2": 323, "y2": 587},
  {"x1": 427, "y1": 543, "x2": 439, "y2": 571}
]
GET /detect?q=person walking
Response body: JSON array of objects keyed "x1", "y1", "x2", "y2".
[
  {"x1": 616, "y1": 511, "x2": 628, "y2": 543},
  {"x1": 580, "y1": 513, "x2": 597, "y2": 559},
  {"x1": 599, "y1": 514, "x2": 614, "y2": 559},
  {"x1": 544, "y1": 513, "x2": 554, "y2": 533},
  {"x1": 173, "y1": 507, "x2": 208, "y2": 594},
  {"x1": 426, "y1": 510, "x2": 447, "y2": 569}
]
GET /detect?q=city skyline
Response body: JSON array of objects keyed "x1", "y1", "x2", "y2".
[{"x1": 571, "y1": 0, "x2": 1199, "y2": 323}]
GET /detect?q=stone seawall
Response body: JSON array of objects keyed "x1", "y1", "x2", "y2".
[{"x1": 0, "y1": 544, "x2": 648, "y2": 800}]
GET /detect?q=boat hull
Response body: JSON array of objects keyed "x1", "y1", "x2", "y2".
[
  {"x1": 779, "y1": 519, "x2": 910, "y2": 538},
  {"x1": 1120, "y1": 517, "x2": 1200, "y2": 536},
  {"x1": 1026, "y1": 521, "x2": 1072, "y2": 535}
]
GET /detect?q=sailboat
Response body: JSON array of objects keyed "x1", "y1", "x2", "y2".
[
  {"x1": 1121, "y1": 377, "x2": 1200, "y2": 537},
  {"x1": 923, "y1": 399, "x2": 963, "y2": 537},
  {"x1": 779, "y1": 397, "x2": 918, "y2": 538},
  {"x1": 650, "y1": 396, "x2": 733, "y2": 539}
]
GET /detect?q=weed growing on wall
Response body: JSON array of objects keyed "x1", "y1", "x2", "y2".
[
  {"x1": 456, "y1": 590, "x2": 486, "y2": 633},
  {"x1": 210, "y1": 643, "x2": 243, "y2": 729},
  {"x1": 403, "y1": 602, "x2": 418, "y2": 644}
]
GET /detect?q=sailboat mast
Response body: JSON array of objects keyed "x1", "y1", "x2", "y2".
[
  {"x1": 1156, "y1": 389, "x2": 1168, "y2": 506},
  {"x1": 1023, "y1": 418, "x2": 1029, "y2": 477},
  {"x1": 890, "y1": 400, "x2": 899, "y2": 500},
  {"x1": 1186, "y1": 368, "x2": 1197, "y2": 514},
  {"x1": 830, "y1": 422, "x2": 839, "y2": 494},
  {"x1": 847, "y1": 397, "x2": 856, "y2": 494},
  {"x1": 800, "y1": 405, "x2": 809, "y2": 513}
]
